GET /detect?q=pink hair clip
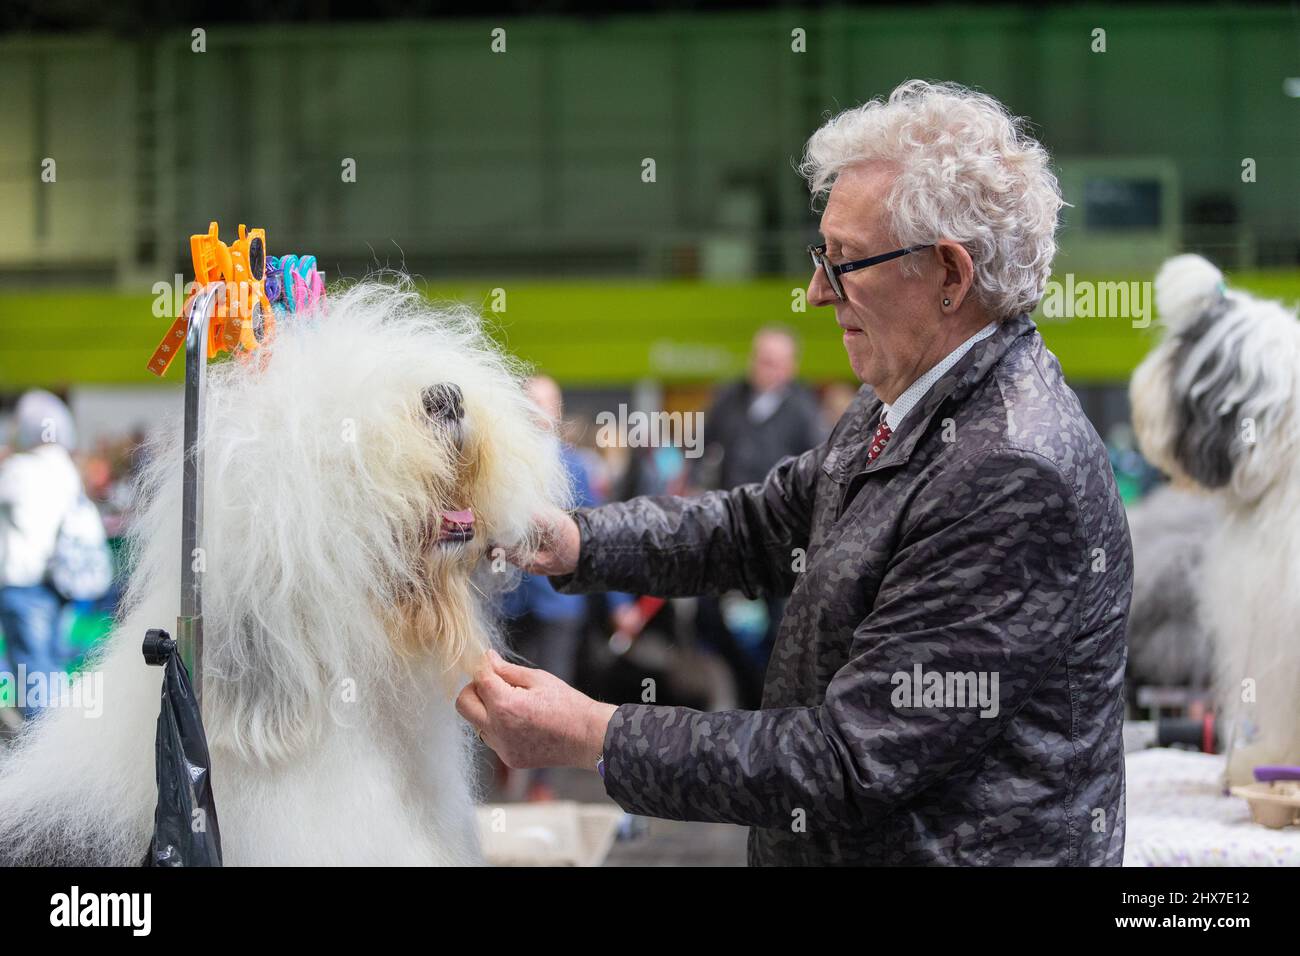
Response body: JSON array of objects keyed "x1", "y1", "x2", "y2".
[{"x1": 290, "y1": 263, "x2": 325, "y2": 313}]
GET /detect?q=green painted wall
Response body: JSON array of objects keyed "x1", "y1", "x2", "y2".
[
  {"x1": 1, "y1": 6, "x2": 1297, "y2": 277},
  {"x1": 4, "y1": 270, "x2": 1297, "y2": 388},
  {"x1": 2, "y1": 6, "x2": 1297, "y2": 389}
]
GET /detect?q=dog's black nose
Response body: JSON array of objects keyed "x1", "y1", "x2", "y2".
[{"x1": 421, "y1": 383, "x2": 464, "y2": 422}]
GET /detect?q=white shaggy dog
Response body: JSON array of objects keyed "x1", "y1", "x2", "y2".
[
  {"x1": 1130, "y1": 255, "x2": 1300, "y2": 778},
  {"x1": 0, "y1": 281, "x2": 569, "y2": 864}
]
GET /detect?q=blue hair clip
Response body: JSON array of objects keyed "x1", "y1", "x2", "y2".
[{"x1": 278, "y1": 255, "x2": 300, "y2": 312}]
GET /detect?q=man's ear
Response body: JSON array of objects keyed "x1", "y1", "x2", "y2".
[{"x1": 934, "y1": 241, "x2": 975, "y2": 312}]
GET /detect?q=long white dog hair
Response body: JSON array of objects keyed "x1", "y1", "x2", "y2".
[
  {"x1": 0, "y1": 279, "x2": 570, "y2": 864},
  {"x1": 1130, "y1": 254, "x2": 1300, "y2": 775}
]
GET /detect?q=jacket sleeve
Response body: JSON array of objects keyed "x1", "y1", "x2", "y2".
[
  {"x1": 597, "y1": 447, "x2": 1088, "y2": 831},
  {"x1": 550, "y1": 441, "x2": 827, "y2": 600}
]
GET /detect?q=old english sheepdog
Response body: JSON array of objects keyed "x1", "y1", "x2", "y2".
[
  {"x1": 0, "y1": 281, "x2": 569, "y2": 864},
  {"x1": 1130, "y1": 254, "x2": 1300, "y2": 777}
]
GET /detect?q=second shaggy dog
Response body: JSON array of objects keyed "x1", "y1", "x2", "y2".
[{"x1": 1131, "y1": 254, "x2": 1300, "y2": 780}]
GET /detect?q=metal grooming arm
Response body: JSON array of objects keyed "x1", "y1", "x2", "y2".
[{"x1": 176, "y1": 284, "x2": 222, "y2": 705}]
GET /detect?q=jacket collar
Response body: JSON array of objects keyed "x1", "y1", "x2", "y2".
[{"x1": 823, "y1": 314, "x2": 1038, "y2": 481}]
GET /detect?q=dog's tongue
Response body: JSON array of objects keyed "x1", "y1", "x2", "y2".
[{"x1": 437, "y1": 508, "x2": 475, "y2": 543}]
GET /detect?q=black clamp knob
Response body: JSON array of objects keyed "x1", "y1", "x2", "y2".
[{"x1": 142, "y1": 628, "x2": 177, "y2": 666}]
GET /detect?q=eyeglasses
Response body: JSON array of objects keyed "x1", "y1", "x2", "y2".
[{"x1": 807, "y1": 243, "x2": 932, "y2": 302}]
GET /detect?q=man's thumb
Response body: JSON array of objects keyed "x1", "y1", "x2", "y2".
[{"x1": 490, "y1": 649, "x2": 539, "y2": 687}]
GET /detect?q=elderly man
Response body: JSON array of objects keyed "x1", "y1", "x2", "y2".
[{"x1": 458, "y1": 80, "x2": 1132, "y2": 866}]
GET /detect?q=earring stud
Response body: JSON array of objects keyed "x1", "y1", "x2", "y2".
[{"x1": 943, "y1": 298, "x2": 951, "y2": 307}]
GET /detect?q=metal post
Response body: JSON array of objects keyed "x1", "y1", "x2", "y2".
[{"x1": 177, "y1": 284, "x2": 221, "y2": 706}]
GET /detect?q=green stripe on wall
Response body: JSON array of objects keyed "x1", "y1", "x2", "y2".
[{"x1": 2, "y1": 271, "x2": 1297, "y2": 388}]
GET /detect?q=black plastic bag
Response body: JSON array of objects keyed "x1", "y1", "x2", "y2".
[{"x1": 142, "y1": 628, "x2": 223, "y2": 866}]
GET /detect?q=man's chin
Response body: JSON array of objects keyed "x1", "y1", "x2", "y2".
[{"x1": 843, "y1": 336, "x2": 873, "y2": 384}]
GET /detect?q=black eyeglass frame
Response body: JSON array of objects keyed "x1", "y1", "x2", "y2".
[{"x1": 807, "y1": 243, "x2": 933, "y2": 301}]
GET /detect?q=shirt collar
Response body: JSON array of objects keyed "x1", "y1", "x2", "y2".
[
  {"x1": 880, "y1": 321, "x2": 998, "y2": 431},
  {"x1": 748, "y1": 386, "x2": 787, "y2": 424}
]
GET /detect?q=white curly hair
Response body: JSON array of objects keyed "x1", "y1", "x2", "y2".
[{"x1": 799, "y1": 79, "x2": 1064, "y2": 319}]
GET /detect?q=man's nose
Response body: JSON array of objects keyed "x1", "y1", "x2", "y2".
[{"x1": 808, "y1": 264, "x2": 837, "y2": 308}]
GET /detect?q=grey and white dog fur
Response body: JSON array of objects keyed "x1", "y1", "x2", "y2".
[
  {"x1": 1131, "y1": 254, "x2": 1300, "y2": 777},
  {"x1": 1125, "y1": 483, "x2": 1219, "y2": 690}
]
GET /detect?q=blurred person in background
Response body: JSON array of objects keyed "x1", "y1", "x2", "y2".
[
  {"x1": 0, "y1": 391, "x2": 97, "y2": 724},
  {"x1": 696, "y1": 326, "x2": 822, "y2": 492},
  {"x1": 694, "y1": 326, "x2": 821, "y2": 708},
  {"x1": 615, "y1": 439, "x2": 688, "y2": 501},
  {"x1": 818, "y1": 381, "x2": 860, "y2": 435},
  {"x1": 77, "y1": 429, "x2": 148, "y2": 619}
]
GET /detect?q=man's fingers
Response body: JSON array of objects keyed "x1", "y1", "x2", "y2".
[
  {"x1": 484, "y1": 540, "x2": 550, "y2": 575},
  {"x1": 455, "y1": 682, "x2": 489, "y2": 729},
  {"x1": 471, "y1": 652, "x2": 517, "y2": 703},
  {"x1": 524, "y1": 507, "x2": 576, "y2": 575}
]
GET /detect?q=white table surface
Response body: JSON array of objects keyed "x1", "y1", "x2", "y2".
[{"x1": 1124, "y1": 748, "x2": 1300, "y2": 866}]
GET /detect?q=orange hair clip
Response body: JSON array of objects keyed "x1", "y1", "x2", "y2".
[{"x1": 148, "y1": 222, "x2": 276, "y2": 376}]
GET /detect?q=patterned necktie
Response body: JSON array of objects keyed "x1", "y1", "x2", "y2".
[{"x1": 866, "y1": 415, "x2": 893, "y2": 463}]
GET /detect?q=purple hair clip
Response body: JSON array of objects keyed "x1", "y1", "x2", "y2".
[{"x1": 264, "y1": 255, "x2": 284, "y2": 304}]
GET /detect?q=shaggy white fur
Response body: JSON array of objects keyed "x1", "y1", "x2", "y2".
[
  {"x1": 1131, "y1": 255, "x2": 1300, "y2": 780},
  {"x1": 0, "y1": 280, "x2": 570, "y2": 864}
]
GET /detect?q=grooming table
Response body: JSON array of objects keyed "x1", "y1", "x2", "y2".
[
  {"x1": 1124, "y1": 748, "x2": 1300, "y2": 866},
  {"x1": 476, "y1": 801, "x2": 625, "y2": 866}
]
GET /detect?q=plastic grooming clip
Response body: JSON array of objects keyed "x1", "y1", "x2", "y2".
[
  {"x1": 271, "y1": 254, "x2": 325, "y2": 316},
  {"x1": 148, "y1": 222, "x2": 325, "y2": 377}
]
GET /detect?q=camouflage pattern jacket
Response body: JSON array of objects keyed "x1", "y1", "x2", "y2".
[{"x1": 554, "y1": 314, "x2": 1131, "y2": 865}]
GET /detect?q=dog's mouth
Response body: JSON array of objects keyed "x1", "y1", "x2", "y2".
[{"x1": 434, "y1": 508, "x2": 475, "y2": 545}]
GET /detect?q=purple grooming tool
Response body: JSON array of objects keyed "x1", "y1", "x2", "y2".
[{"x1": 1253, "y1": 765, "x2": 1300, "y2": 783}]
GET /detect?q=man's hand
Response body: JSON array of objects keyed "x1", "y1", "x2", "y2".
[
  {"x1": 502, "y1": 507, "x2": 581, "y2": 577},
  {"x1": 456, "y1": 649, "x2": 617, "y2": 771}
]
